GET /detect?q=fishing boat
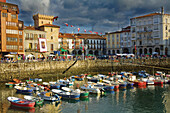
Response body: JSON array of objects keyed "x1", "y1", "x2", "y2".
[
  {"x1": 61, "y1": 87, "x2": 89, "y2": 98},
  {"x1": 24, "y1": 96, "x2": 44, "y2": 106},
  {"x1": 127, "y1": 82, "x2": 134, "y2": 88},
  {"x1": 14, "y1": 86, "x2": 33, "y2": 94},
  {"x1": 5, "y1": 82, "x2": 14, "y2": 88},
  {"x1": 52, "y1": 89, "x2": 80, "y2": 100},
  {"x1": 37, "y1": 91, "x2": 60, "y2": 102},
  {"x1": 134, "y1": 81, "x2": 146, "y2": 86},
  {"x1": 50, "y1": 84, "x2": 60, "y2": 89},
  {"x1": 80, "y1": 85, "x2": 101, "y2": 94},
  {"x1": 7, "y1": 97, "x2": 35, "y2": 108}
]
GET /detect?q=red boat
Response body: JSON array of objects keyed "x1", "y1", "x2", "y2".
[
  {"x1": 7, "y1": 97, "x2": 35, "y2": 108},
  {"x1": 154, "y1": 81, "x2": 163, "y2": 85},
  {"x1": 134, "y1": 81, "x2": 146, "y2": 86}
]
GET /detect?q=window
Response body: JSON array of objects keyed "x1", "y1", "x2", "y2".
[
  {"x1": 51, "y1": 44, "x2": 53, "y2": 51},
  {"x1": 12, "y1": 6, "x2": 17, "y2": 11},
  {"x1": 51, "y1": 36, "x2": 53, "y2": 40},
  {"x1": 19, "y1": 46, "x2": 23, "y2": 50},
  {"x1": 26, "y1": 33, "x2": 29, "y2": 38},
  {"x1": 41, "y1": 21, "x2": 43, "y2": 24},
  {"x1": 140, "y1": 41, "x2": 142, "y2": 45},
  {"x1": 11, "y1": 14, "x2": 16, "y2": 19},
  {"x1": 6, "y1": 37, "x2": 18, "y2": 42},
  {"x1": 29, "y1": 43, "x2": 32, "y2": 49},
  {"x1": 165, "y1": 26, "x2": 168, "y2": 30},
  {"x1": 19, "y1": 31, "x2": 22, "y2": 35},
  {"x1": 6, "y1": 29, "x2": 18, "y2": 34},
  {"x1": 19, "y1": 39, "x2": 22, "y2": 43},
  {"x1": 166, "y1": 32, "x2": 168, "y2": 37},
  {"x1": 6, "y1": 45, "x2": 18, "y2": 50},
  {"x1": 6, "y1": 22, "x2": 17, "y2": 26},
  {"x1": 2, "y1": 4, "x2": 8, "y2": 9},
  {"x1": 2, "y1": 13, "x2": 7, "y2": 17},
  {"x1": 51, "y1": 28, "x2": 53, "y2": 32}
]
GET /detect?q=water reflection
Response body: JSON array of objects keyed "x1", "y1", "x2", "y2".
[{"x1": 0, "y1": 84, "x2": 170, "y2": 113}]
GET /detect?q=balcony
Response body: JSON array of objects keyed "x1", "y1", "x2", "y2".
[{"x1": 25, "y1": 49, "x2": 39, "y2": 52}]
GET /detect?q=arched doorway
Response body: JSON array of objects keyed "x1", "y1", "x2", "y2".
[
  {"x1": 155, "y1": 48, "x2": 160, "y2": 55},
  {"x1": 144, "y1": 48, "x2": 147, "y2": 54},
  {"x1": 78, "y1": 50, "x2": 82, "y2": 55},
  {"x1": 112, "y1": 50, "x2": 115, "y2": 55},
  {"x1": 108, "y1": 50, "x2": 111, "y2": 55},
  {"x1": 72, "y1": 50, "x2": 77, "y2": 55},
  {"x1": 123, "y1": 48, "x2": 129, "y2": 54},
  {"x1": 149, "y1": 48, "x2": 152, "y2": 54},
  {"x1": 89, "y1": 50, "x2": 93, "y2": 54},
  {"x1": 67, "y1": 50, "x2": 70, "y2": 55},
  {"x1": 94, "y1": 50, "x2": 98, "y2": 56},
  {"x1": 139, "y1": 48, "x2": 142, "y2": 55},
  {"x1": 117, "y1": 50, "x2": 120, "y2": 54},
  {"x1": 165, "y1": 47, "x2": 168, "y2": 56},
  {"x1": 133, "y1": 49, "x2": 135, "y2": 54}
]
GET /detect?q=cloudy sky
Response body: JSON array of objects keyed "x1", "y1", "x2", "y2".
[{"x1": 7, "y1": 0, "x2": 170, "y2": 34}]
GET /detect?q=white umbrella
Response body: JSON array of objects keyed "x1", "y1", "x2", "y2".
[
  {"x1": 48, "y1": 54, "x2": 55, "y2": 57},
  {"x1": 4, "y1": 54, "x2": 15, "y2": 58},
  {"x1": 27, "y1": 54, "x2": 34, "y2": 58}
]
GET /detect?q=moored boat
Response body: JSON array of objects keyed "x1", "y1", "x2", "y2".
[
  {"x1": 7, "y1": 97, "x2": 35, "y2": 108},
  {"x1": 37, "y1": 91, "x2": 60, "y2": 102},
  {"x1": 14, "y1": 86, "x2": 33, "y2": 94},
  {"x1": 24, "y1": 96, "x2": 44, "y2": 106}
]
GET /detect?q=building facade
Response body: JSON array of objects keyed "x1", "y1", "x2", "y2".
[
  {"x1": 33, "y1": 14, "x2": 60, "y2": 55},
  {"x1": 59, "y1": 33, "x2": 106, "y2": 56},
  {"x1": 0, "y1": 1, "x2": 24, "y2": 58},
  {"x1": 24, "y1": 26, "x2": 47, "y2": 58},
  {"x1": 120, "y1": 26, "x2": 131, "y2": 54},
  {"x1": 130, "y1": 7, "x2": 170, "y2": 56},
  {"x1": 106, "y1": 31, "x2": 121, "y2": 55}
]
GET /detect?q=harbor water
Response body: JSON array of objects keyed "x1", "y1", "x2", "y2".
[{"x1": 1, "y1": 84, "x2": 170, "y2": 113}]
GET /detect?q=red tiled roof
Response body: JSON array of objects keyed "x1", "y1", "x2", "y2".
[
  {"x1": 59, "y1": 33, "x2": 105, "y2": 39},
  {"x1": 39, "y1": 24, "x2": 60, "y2": 28},
  {"x1": 24, "y1": 26, "x2": 36, "y2": 30},
  {"x1": 131, "y1": 13, "x2": 161, "y2": 19}
]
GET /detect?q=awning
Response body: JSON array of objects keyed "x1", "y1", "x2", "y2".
[{"x1": 61, "y1": 48, "x2": 67, "y2": 52}]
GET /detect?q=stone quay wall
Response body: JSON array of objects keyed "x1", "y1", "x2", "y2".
[{"x1": 0, "y1": 59, "x2": 170, "y2": 81}]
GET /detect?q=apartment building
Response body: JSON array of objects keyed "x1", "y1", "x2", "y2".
[
  {"x1": 33, "y1": 14, "x2": 60, "y2": 55},
  {"x1": 105, "y1": 31, "x2": 121, "y2": 55},
  {"x1": 59, "y1": 33, "x2": 106, "y2": 56},
  {"x1": 0, "y1": 1, "x2": 24, "y2": 58},
  {"x1": 24, "y1": 26, "x2": 47, "y2": 58},
  {"x1": 130, "y1": 7, "x2": 170, "y2": 56}
]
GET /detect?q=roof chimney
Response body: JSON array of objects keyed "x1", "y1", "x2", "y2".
[{"x1": 161, "y1": 6, "x2": 164, "y2": 14}]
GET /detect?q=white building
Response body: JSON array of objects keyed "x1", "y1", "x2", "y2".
[{"x1": 130, "y1": 7, "x2": 170, "y2": 56}]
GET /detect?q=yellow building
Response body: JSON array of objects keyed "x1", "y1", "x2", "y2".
[
  {"x1": 33, "y1": 14, "x2": 60, "y2": 55},
  {"x1": 106, "y1": 31, "x2": 121, "y2": 55}
]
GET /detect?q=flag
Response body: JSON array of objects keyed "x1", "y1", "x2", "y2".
[
  {"x1": 89, "y1": 30, "x2": 93, "y2": 33},
  {"x1": 53, "y1": 16, "x2": 58, "y2": 22},
  {"x1": 94, "y1": 32, "x2": 98, "y2": 34},
  {"x1": 78, "y1": 28, "x2": 80, "y2": 32},
  {"x1": 71, "y1": 25, "x2": 74, "y2": 27},
  {"x1": 84, "y1": 29, "x2": 86, "y2": 32},
  {"x1": 65, "y1": 23, "x2": 68, "y2": 26},
  {"x1": 135, "y1": 45, "x2": 136, "y2": 50}
]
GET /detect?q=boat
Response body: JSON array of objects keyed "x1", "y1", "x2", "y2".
[
  {"x1": 52, "y1": 89, "x2": 80, "y2": 100},
  {"x1": 80, "y1": 84, "x2": 101, "y2": 94},
  {"x1": 24, "y1": 96, "x2": 44, "y2": 106},
  {"x1": 37, "y1": 91, "x2": 60, "y2": 102},
  {"x1": 61, "y1": 87, "x2": 89, "y2": 98},
  {"x1": 154, "y1": 80, "x2": 163, "y2": 85},
  {"x1": 5, "y1": 82, "x2": 14, "y2": 88},
  {"x1": 7, "y1": 97, "x2": 35, "y2": 108},
  {"x1": 14, "y1": 86, "x2": 33, "y2": 94},
  {"x1": 134, "y1": 81, "x2": 146, "y2": 86},
  {"x1": 50, "y1": 84, "x2": 60, "y2": 89},
  {"x1": 119, "y1": 82, "x2": 127, "y2": 89}
]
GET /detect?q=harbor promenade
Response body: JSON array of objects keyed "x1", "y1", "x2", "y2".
[{"x1": 0, "y1": 58, "x2": 169, "y2": 82}]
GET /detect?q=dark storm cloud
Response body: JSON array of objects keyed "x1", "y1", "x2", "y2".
[{"x1": 7, "y1": 0, "x2": 170, "y2": 33}]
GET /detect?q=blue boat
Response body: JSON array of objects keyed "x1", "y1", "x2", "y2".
[
  {"x1": 104, "y1": 85, "x2": 114, "y2": 91},
  {"x1": 50, "y1": 84, "x2": 60, "y2": 89},
  {"x1": 14, "y1": 86, "x2": 33, "y2": 94}
]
